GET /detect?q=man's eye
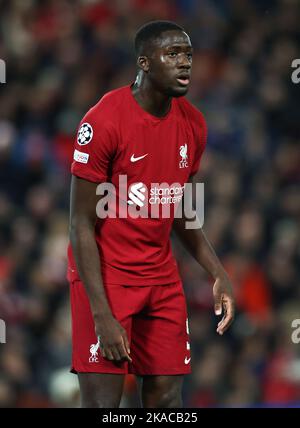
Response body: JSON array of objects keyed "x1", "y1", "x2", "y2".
[
  {"x1": 187, "y1": 53, "x2": 193, "y2": 59},
  {"x1": 168, "y1": 52, "x2": 177, "y2": 57}
]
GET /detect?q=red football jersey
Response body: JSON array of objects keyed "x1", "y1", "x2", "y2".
[{"x1": 68, "y1": 85, "x2": 207, "y2": 285}]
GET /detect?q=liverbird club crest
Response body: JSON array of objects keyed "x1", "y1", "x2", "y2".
[
  {"x1": 179, "y1": 144, "x2": 188, "y2": 168},
  {"x1": 89, "y1": 340, "x2": 100, "y2": 363}
]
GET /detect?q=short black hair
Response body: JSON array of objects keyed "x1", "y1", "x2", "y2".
[{"x1": 134, "y1": 20, "x2": 186, "y2": 57}]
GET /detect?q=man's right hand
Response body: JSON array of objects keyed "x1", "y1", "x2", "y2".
[{"x1": 95, "y1": 314, "x2": 132, "y2": 363}]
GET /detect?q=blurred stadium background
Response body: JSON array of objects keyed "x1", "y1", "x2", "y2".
[{"x1": 0, "y1": 0, "x2": 299, "y2": 408}]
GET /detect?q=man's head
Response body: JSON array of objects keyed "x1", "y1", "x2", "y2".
[{"x1": 134, "y1": 21, "x2": 193, "y2": 97}]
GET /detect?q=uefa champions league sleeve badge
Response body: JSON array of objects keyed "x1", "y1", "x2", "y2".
[{"x1": 77, "y1": 122, "x2": 93, "y2": 145}]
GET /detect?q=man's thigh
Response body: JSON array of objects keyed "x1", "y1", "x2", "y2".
[
  {"x1": 137, "y1": 375, "x2": 184, "y2": 408},
  {"x1": 78, "y1": 373, "x2": 125, "y2": 408}
]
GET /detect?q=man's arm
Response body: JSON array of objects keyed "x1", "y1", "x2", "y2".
[
  {"x1": 69, "y1": 176, "x2": 132, "y2": 362},
  {"x1": 172, "y1": 178, "x2": 235, "y2": 335}
]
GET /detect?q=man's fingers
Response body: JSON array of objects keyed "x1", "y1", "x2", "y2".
[
  {"x1": 120, "y1": 335, "x2": 132, "y2": 363},
  {"x1": 99, "y1": 327, "x2": 132, "y2": 362},
  {"x1": 119, "y1": 330, "x2": 132, "y2": 362},
  {"x1": 225, "y1": 298, "x2": 235, "y2": 321},
  {"x1": 110, "y1": 347, "x2": 122, "y2": 362},
  {"x1": 118, "y1": 341, "x2": 132, "y2": 363},
  {"x1": 217, "y1": 316, "x2": 233, "y2": 335},
  {"x1": 102, "y1": 344, "x2": 130, "y2": 362},
  {"x1": 216, "y1": 299, "x2": 234, "y2": 335},
  {"x1": 214, "y1": 292, "x2": 223, "y2": 316},
  {"x1": 104, "y1": 348, "x2": 114, "y2": 361},
  {"x1": 123, "y1": 333, "x2": 131, "y2": 356}
]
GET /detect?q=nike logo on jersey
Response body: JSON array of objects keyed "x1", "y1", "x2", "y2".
[
  {"x1": 184, "y1": 357, "x2": 191, "y2": 365},
  {"x1": 130, "y1": 153, "x2": 148, "y2": 162}
]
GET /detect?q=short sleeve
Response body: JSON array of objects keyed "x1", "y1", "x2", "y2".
[
  {"x1": 71, "y1": 106, "x2": 117, "y2": 183},
  {"x1": 190, "y1": 112, "x2": 207, "y2": 177}
]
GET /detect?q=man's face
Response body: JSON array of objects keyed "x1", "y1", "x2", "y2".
[{"x1": 145, "y1": 30, "x2": 193, "y2": 97}]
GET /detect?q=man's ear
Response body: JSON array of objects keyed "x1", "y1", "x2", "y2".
[{"x1": 137, "y1": 56, "x2": 150, "y2": 72}]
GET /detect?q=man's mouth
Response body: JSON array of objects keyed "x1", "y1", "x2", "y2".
[{"x1": 176, "y1": 77, "x2": 190, "y2": 86}]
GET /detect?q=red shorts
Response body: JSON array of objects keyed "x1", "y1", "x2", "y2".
[{"x1": 70, "y1": 280, "x2": 191, "y2": 375}]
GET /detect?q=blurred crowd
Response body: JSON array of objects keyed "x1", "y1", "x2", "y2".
[{"x1": 0, "y1": 0, "x2": 299, "y2": 408}]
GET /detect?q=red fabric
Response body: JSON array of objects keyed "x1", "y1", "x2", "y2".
[
  {"x1": 81, "y1": 2, "x2": 117, "y2": 26},
  {"x1": 0, "y1": 257, "x2": 12, "y2": 281},
  {"x1": 263, "y1": 352, "x2": 300, "y2": 403},
  {"x1": 264, "y1": 380, "x2": 300, "y2": 403},
  {"x1": 70, "y1": 280, "x2": 191, "y2": 375},
  {"x1": 68, "y1": 85, "x2": 207, "y2": 285},
  {"x1": 239, "y1": 266, "x2": 271, "y2": 319},
  {"x1": 225, "y1": 260, "x2": 271, "y2": 321}
]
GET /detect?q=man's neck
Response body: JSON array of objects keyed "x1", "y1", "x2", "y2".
[{"x1": 131, "y1": 75, "x2": 172, "y2": 118}]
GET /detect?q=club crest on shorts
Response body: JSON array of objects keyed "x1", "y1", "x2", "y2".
[
  {"x1": 89, "y1": 340, "x2": 100, "y2": 363},
  {"x1": 77, "y1": 122, "x2": 93, "y2": 145}
]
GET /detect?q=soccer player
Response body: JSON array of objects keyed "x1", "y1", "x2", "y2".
[{"x1": 68, "y1": 20, "x2": 235, "y2": 408}]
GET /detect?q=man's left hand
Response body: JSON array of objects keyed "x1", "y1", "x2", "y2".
[{"x1": 213, "y1": 276, "x2": 235, "y2": 335}]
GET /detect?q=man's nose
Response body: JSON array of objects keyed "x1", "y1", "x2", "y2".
[{"x1": 177, "y1": 53, "x2": 192, "y2": 68}]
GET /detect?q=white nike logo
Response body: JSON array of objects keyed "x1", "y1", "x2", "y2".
[
  {"x1": 184, "y1": 357, "x2": 191, "y2": 365},
  {"x1": 130, "y1": 153, "x2": 148, "y2": 162}
]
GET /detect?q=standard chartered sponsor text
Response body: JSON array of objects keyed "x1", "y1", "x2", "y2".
[{"x1": 95, "y1": 175, "x2": 204, "y2": 229}]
